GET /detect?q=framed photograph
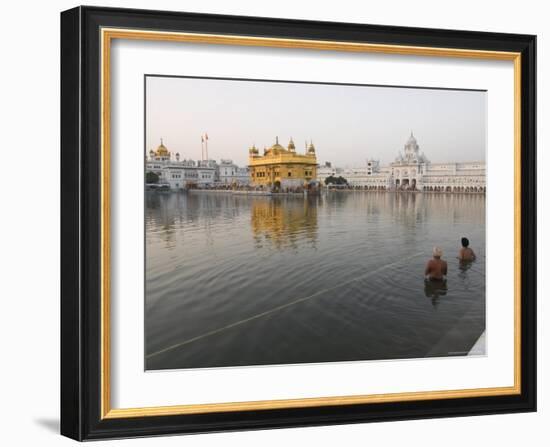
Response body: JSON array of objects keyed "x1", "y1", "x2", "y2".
[{"x1": 60, "y1": 6, "x2": 536, "y2": 441}]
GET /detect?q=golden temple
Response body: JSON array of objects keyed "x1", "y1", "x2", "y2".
[{"x1": 248, "y1": 137, "x2": 318, "y2": 189}]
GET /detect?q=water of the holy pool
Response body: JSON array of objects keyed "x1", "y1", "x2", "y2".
[{"x1": 145, "y1": 191, "x2": 485, "y2": 370}]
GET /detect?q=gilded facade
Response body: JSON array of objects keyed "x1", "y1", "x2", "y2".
[{"x1": 248, "y1": 137, "x2": 318, "y2": 189}]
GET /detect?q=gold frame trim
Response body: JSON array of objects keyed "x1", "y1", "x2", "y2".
[{"x1": 100, "y1": 28, "x2": 522, "y2": 419}]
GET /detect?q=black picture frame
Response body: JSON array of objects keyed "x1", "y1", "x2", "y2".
[{"x1": 61, "y1": 5, "x2": 536, "y2": 441}]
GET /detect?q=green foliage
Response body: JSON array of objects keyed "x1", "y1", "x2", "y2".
[
  {"x1": 324, "y1": 175, "x2": 348, "y2": 186},
  {"x1": 146, "y1": 171, "x2": 159, "y2": 184}
]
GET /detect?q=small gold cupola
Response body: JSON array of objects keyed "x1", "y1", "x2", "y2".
[
  {"x1": 307, "y1": 140, "x2": 316, "y2": 154},
  {"x1": 155, "y1": 138, "x2": 170, "y2": 157},
  {"x1": 249, "y1": 143, "x2": 259, "y2": 155},
  {"x1": 288, "y1": 137, "x2": 296, "y2": 152}
]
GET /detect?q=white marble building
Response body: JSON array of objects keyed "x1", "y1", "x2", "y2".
[
  {"x1": 218, "y1": 159, "x2": 250, "y2": 185},
  {"x1": 145, "y1": 140, "x2": 221, "y2": 189},
  {"x1": 317, "y1": 163, "x2": 343, "y2": 185},
  {"x1": 323, "y1": 133, "x2": 486, "y2": 193}
]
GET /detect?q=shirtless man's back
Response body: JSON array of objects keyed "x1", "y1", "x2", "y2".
[
  {"x1": 458, "y1": 237, "x2": 476, "y2": 262},
  {"x1": 425, "y1": 247, "x2": 448, "y2": 280}
]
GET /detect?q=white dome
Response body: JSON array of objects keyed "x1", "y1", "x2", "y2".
[{"x1": 406, "y1": 132, "x2": 417, "y2": 145}]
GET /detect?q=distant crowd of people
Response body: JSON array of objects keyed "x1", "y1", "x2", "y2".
[{"x1": 425, "y1": 237, "x2": 477, "y2": 281}]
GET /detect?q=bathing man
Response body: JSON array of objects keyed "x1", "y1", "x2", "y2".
[
  {"x1": 458, "y1": 237, "x2": 476, "y2": 262},
  {"x1": 425, "y1": 246, "x2": 447, "y2": 281}
]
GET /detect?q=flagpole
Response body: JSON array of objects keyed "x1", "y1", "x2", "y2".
[
  {"x1": 201, "y1": 135, "x2": 204, "y2": 161},
  {"x1": 205, "y1": 132, "x2": 209, "y2": 161}
]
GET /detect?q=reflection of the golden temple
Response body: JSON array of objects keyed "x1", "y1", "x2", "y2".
[{"x1": 251, "y1": 196, "x2": 319, "y2": 249}]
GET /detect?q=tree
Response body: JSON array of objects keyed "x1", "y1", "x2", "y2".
[
  {"x1": 146, "y1": 171, "x2": 159, "y2": 184},
  {"x1": 324, "y1": 175, "x2": 348, "y2": 186}
]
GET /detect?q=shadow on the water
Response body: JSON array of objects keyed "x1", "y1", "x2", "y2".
[{"x1": 424, "y1": 279, "x2": 448, "y2": 309}]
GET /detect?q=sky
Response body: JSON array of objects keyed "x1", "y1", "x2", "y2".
[{"x1": 146, "y1": 76, "x2": 486, "y2": 168}]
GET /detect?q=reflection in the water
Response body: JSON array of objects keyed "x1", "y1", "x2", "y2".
[
  {"x1": 145, "y1": 191, "x2": 486, "y2": 370},
  {"x1": 459, "y1": 260, "x2": 474, "y2": 274},
  {"x1": 251, "y1": 196, "x2": 319, "y2": 249},
  {"x1": 424, "y1": 279, "x2": 448, "y2": 309}
]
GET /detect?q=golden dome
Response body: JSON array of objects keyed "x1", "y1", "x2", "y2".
[
  {"x1": 287, "y1": 138, "x2": 296, "y2": 151},
  {"x1": 269, "y1": 136, "x2": 286, "y2": 154},
  {"x1": 249, "y1": 144, "x2": 259, "y2": 154},
  {"x1": 307, "y1": 140, "x2": 316, "y2": 153},
  {"x1": 155, "y1": 138, "x2": 170, "y2": 156}
]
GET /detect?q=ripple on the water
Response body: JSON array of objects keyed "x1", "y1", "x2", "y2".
[{"x1": 145, "y1": 191, "x2": 486, "y2": 369}]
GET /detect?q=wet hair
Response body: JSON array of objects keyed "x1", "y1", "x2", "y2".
[{"x1": 461, "y1": 237, "x2": 469, "y2": 248}]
